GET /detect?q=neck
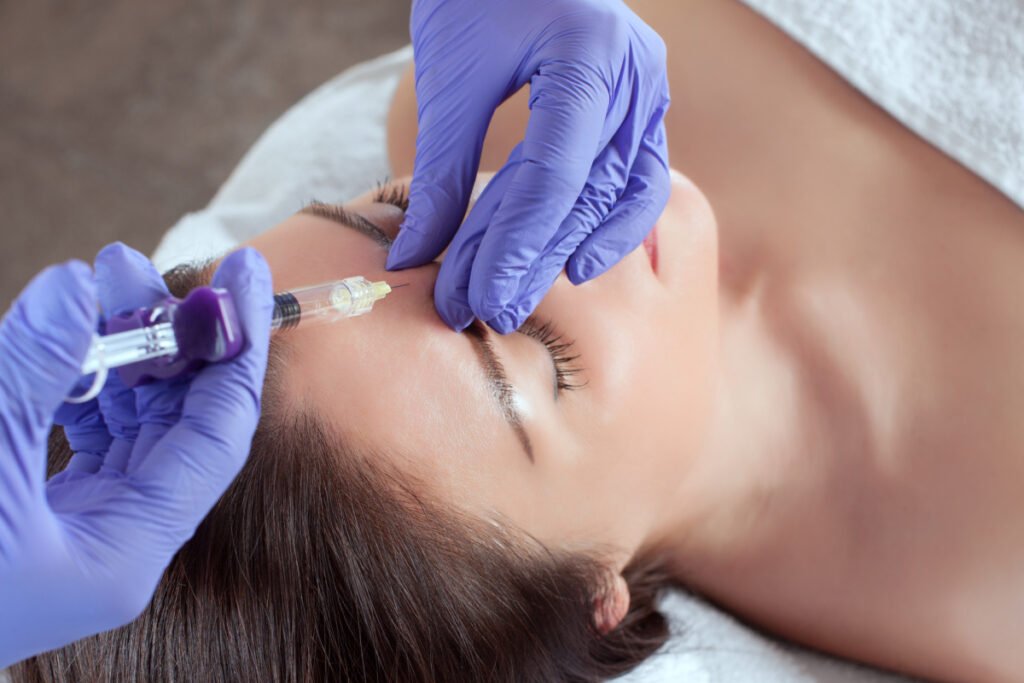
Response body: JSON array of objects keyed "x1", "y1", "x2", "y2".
[{"x1": 648, "y1": 280, "x2": 821, "y2": 578}]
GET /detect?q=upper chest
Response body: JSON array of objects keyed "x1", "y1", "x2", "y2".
[
  {"x1": 700, "y1": 149, "x2": 1024, "y2": 682},
  {"x1": 657, "y1": 1, "x2": 1024, "y2": 672},
  {"x1": 653, "y1": 0, "x2": 1024, "y2": 470},
  {"x1": 714, "y1": 213, "x2": 1024, "y2": 679}
]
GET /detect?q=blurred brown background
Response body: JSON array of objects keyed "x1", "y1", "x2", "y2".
[{"x1": 0, "y1": 0, "x2": 410, "y2": 308}]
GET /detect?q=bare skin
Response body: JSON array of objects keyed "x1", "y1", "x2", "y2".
[{"x1": 388, "y1": 1, "x2": 1024, "y2": 681}]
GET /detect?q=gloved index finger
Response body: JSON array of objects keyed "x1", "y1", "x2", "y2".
[
  {"x1": 466, "y1": 66, "x2": 612, "y2": 322},
  {"x1": 130, "y1": 248, "x2": 272, "y2": 534},
  {"x1": 566, "y1": 115, "x2": 671, "y2": 285},
  {"x1": 386, "y1": 74, "x2": 499, "y2": 271}
]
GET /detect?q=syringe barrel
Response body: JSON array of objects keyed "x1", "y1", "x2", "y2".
[
  {"x1": 69, "y1": 275, "x2": 393, "y2": 402},
  {"x1": 271, "y1": 277, "x2": 390, "y2": 331},
  {"x1": 81, "y1": 324, "x2": 178, "y2": 376}
]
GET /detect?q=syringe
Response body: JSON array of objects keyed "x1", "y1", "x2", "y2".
[
  {"x1": 270, "y1": 276, "x2": 396, "y2": 331},
  {"x1": 70, "y1": 276, "x2": 401, "y2": 403}
]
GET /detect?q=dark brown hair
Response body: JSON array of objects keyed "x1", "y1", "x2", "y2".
[{"x1": 11, "y1": 264, "x2": 672, "y2": 682}]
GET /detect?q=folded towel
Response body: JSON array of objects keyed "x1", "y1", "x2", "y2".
[{"x1": 617, "y1": 591, "x2": 914, "y2": 682}]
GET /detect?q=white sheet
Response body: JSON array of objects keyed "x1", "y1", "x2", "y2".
[{"x1": 151, "y1": 46, "x2": 919, "y2": 683}]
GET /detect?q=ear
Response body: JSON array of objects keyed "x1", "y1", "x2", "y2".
[{"x1": 593, "y1": 574, "x2": 630, "y2": 635}]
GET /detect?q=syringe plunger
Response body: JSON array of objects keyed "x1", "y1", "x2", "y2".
[{"x1": 70, "y1": 275, "x2": 397, "y2": 403}]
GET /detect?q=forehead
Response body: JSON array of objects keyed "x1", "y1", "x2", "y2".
[
  {"x1": 245, "y1": 213, "x2": 386, "y2": 290},
  {"x1": 243, "y1": 213, "x2": 532, "y2": 503},
  {"x1": 286, "y1": 320, "x2": 501, "y2": 482}
]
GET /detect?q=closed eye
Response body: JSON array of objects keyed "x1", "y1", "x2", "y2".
[
  {"x1": 373, "y1": 181, "x2": 411, "y2": 211},
  {"x1": 518, "y1": 317, "x2": 586, "y2": 399}
]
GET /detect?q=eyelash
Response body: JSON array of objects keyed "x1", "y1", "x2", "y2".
[
  {"x1": 373, "y1": 181, "x2": 411, "y2": 212},
  {"x1": 519, "y1": 318, "x2": 586, "y2": 393}
]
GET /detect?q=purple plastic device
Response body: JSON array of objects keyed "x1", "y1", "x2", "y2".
[{"x1": 106, "y1": 287, "x2": 244, "y2": 387}]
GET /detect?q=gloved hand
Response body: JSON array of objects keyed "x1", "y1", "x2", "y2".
[
  {"x1": 386, "y1": 0, "x2": 671, "y2": 333},
  {"x1": 0, "y1": 244, "x2": 272, "y2": 668}
]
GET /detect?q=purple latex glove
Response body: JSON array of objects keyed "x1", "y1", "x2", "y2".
[
  {"x1": 385, "y1": 0, "x2": 671, "y2": 333},
  {"x1": 0, "y1": 244, "x2": 272, "y2": 668}
]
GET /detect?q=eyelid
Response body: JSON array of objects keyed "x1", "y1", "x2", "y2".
[
  {"x1": 517, "y1": 328, "x2": 559, "y2": 400},
  {"x1": 517, "y1": 317, "x2": 585, "y2": 398},
  {"x1": 372, "y1": 182, "x2": 411, "y2": 211},
  {"x1": 473, "y1": 320, "x2": 557, "y2": 402}
]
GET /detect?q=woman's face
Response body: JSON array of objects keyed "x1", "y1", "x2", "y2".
[{"x1": 243, "y1": 170, "x2": 719, "y2": 564}]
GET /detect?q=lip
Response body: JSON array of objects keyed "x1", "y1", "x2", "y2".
[{"x1": 643, "y1": 225, "x2": 659, "y2": 273}]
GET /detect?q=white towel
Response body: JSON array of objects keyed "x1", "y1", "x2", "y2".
[
  {"x1": 739, "y1": 0, "x2": 1024, "y2": 210},
  {"x1": 617, "y1": 591, "x2": 917, "y2": 682}
]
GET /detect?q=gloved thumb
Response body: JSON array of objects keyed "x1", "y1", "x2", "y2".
[{"x1": 0, "y1": 261, "x2": 97, "y2": 451}]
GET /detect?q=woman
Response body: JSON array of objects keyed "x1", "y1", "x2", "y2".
[{"x1": 14, "y1": 0, "x2": 1024, "y2": 681}]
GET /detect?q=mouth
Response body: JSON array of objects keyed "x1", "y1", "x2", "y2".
[{"x1": 643, "y1": 225, "x2": 659, "y2": 273}]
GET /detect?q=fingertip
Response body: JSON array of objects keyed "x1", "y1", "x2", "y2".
[
  {"x1": 61, "y1": 260, "x2": 98, "y2": 311},
  {"x1": 385, "y1": 232, "x2": 419, "y2": 271},
  {"x1": 486, "y1": 277, "x2": 550, "y2": 334},
  {"x1": 94, "y1": 242, "x2": 154, "y2": 282},
  {"x1": 25, "y1": 261, "x2": 98, "y2": 335},
  {"x1": 95, "y1": 241, "x2": 135, "y2": 263},
  {"x1": 469, "y1": 273, "x2": 522, "y2": 323},
  {"x1": 486, "y1": 309, "x2": 520, "y2": 335},
  {"x1": 567, "y1": 254, "x2": 613, "y2": 285},
  {"x1": 397, "y1": 169, "x2": 478, "y2": 266},
  {"x1": 438, "y1": 302, "x2": 474, "y2": 333},
  {"x1": 387, "y1": 208, "x2": 447, "y2": 271},
  {"x1": 450, "y1": 317, "x2": 473, "y2": 333},
  {"x1": 434, "y1": 286, "x2": 474, "y2": 332},
  {"x1": 213, "y1": 247, "x2": 269, "y2": 283},
  {"x1": 216, "y1": 249, "x2": 272, "y2": 300},
  {"x1": 566, "y1": 155, "x2": 671, "y2": 286},
  {"x1": 213, "y1": 248, "x2": 273, "y2": 336},
  {"x1": 565, "y1": 259, "x2": 591, "y2": 286},
  {"x1": 64, "y1": 258, "x2": 95, "y2": 280},
  {"x1": 94, "y1": 242, "x2": 169, "y2": 314},
  {"x1": 649, "y1": 167, "x2": 674, "y2": 208}
]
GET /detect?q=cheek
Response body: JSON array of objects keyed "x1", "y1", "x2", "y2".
[
  {"x1": 571, "y1": 251, "x2": 719, "y2": 484},
  {"x1": 619, "y1": 298, "x2": 719, "y2": 472},
  {"x1": 594, "y1": 328, "x2": 706, "y2": 460}
]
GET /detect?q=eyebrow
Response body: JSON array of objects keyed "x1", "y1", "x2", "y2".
[
  {"x1": 299, "y1": 201, "x2": 534, "y2": 462},
  {"x1": 464, "y1": 322, "x2": 535, "y2": 463},
  {"x1": 300, "y1": 201, "x2": 393, "y2": 247}
]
